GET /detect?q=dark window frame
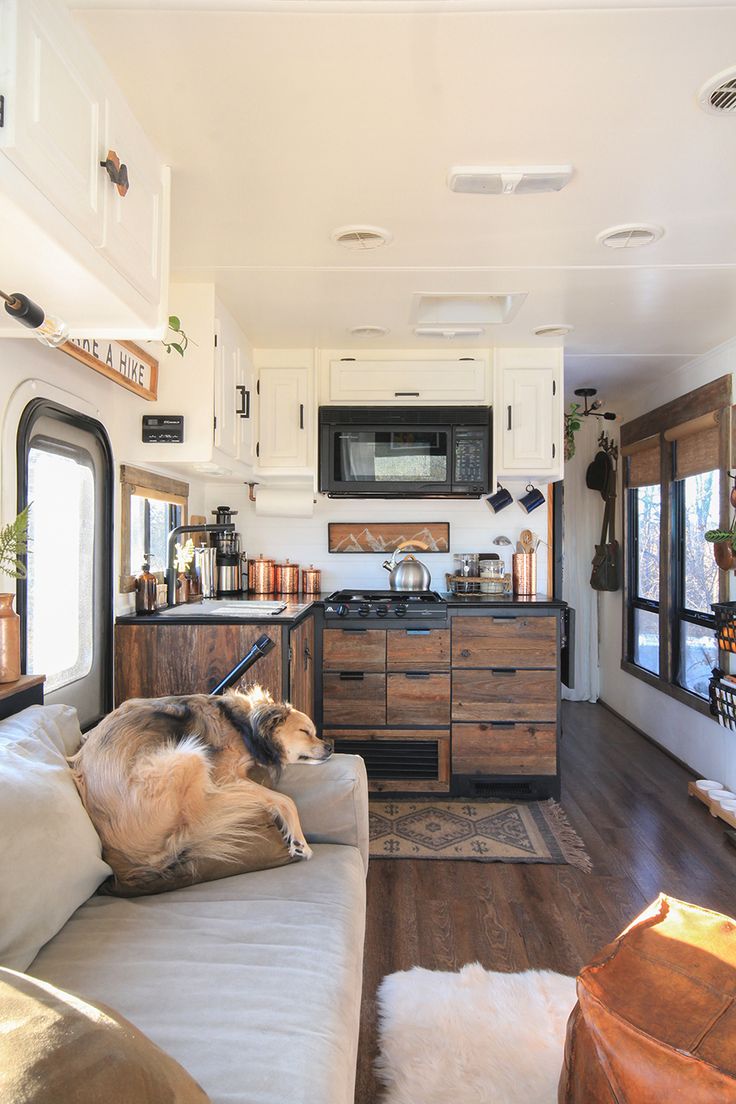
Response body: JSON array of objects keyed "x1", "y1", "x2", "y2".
[
  {"x1": 16, "y1": 398, "x2": 114, "y2": 721},
  {"x1": 627, "y1": 485, "x2": 661, "y2": 676}
]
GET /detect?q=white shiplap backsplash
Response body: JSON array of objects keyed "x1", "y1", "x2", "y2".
[{"x1": 205, "y1": 485, "x2": 550, "y2": 595}]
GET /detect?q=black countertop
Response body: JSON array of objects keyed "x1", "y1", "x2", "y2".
[{"x1": 117, "y1": 591, "x2": 567, "y2": 626}]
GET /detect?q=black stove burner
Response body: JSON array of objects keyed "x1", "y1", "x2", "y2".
[
  {"x1": 324, "y1": 590, "x2": 447, "y2": 621},
  {"x1": 328, "y1": 590, "x2": 443, "y2": 603}
]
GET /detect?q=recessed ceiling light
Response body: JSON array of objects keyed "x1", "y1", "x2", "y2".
[
  {"x1": 349, "y1": 325, "x2": 389, "y2": 337},
  {"x1": 331, "y1": 225, "x2": 393, "y2": 250},
  {"x1": 413, "y1": 293, "x2": 526, "y2": 326},
  {"x1": 698, "y1": 66, "x2": 736, "y2": 114},
  {"x1": 534, "y1": 323, "x2": 574, "y2": 337},
  {"x1": 414, "y1": 326, "x2": 485, "y2": 338},
  {"x1": 596, "y1": 223, "x2": 664, "y2": 249},
  {"x1": 448, "y1": 165, "x2": 573, "y2": 195}
]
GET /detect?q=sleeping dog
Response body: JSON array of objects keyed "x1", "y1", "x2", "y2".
[{"x1": 71, "y1": 686, "x2": 332, "y2": 889}]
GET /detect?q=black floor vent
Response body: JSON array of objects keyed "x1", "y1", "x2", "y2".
[
  {"x1": 333, "y1": 739, "x2": 438, "y2": 780},
  {"x1": 471, "y1": 780, "x2": 534, "y2": 798}
]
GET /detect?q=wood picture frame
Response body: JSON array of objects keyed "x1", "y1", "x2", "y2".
[
  {"x1": 328, "y1": 522, "x2": 450, "y2": 554},
  {"x1": 59, "y1": 338, "x2": 159, "y2": 401}
]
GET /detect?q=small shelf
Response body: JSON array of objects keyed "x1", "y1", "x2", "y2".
[{"x1": 688, "y1": 780, "x2": 736, "y2": 832}]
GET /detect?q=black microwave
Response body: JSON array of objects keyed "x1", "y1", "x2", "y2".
[{"x1": 318, "y1": 406, "x2": 492, "y2": 497}]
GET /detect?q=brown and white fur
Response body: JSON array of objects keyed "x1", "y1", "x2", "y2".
[{"x1": 71, "y1": 686, "x2": 332, "y2": 888}]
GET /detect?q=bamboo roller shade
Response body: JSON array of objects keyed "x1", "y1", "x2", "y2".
[
  {"x1": 622, "y1": 437, "x2": 660, "y2": 488},
  {"x1": 664, "y1": 410, "x2": 721, "y2": 480}
]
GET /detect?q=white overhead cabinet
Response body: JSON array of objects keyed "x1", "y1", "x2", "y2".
[
  {"x1": 215, "y1": 307, "x2": 255, "y2": 466},
  {"x1": 255, "y1": 363, "x2": 312, "y2": 475},
  {"x1": 324, "y1": 357, "x2": 488, "y2": 405},
  {"x1": 494, "y1": 349, "x2": 564, "y2": 482},
  {"x1": 0, "y1": 0, "x2": 170, "y2": 337}
]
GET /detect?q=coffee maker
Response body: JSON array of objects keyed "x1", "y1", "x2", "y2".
[{"x1": 211, "y1": 506, "x2": 242, "y2": 595}]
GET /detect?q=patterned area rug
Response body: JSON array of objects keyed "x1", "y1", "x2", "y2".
[{"x1": 369, "y1": 799, "x2": 591, "y2": 870}]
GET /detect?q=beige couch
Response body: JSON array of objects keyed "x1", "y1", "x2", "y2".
[{"x1": 0, "y1": 704, "x2": 369, "y2": 1104}]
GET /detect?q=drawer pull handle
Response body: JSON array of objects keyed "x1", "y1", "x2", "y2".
[
  {"x1": 460, "y1": 648, "x2": 471, "y2": 658},
  {"x1": 491, "y1": 616, "x2": 517, "y2": 622},
  {"x1": 406, "y1": 630, "x2": 430, "y2": 636},
  {"x1": 342, "y1": 628, "x2": 367, "y2": 634},
  {"x1": 489, "y1": 722, "x2": 516, "y2": 729},
  {"x1": 404, "y1": 672, "x2": 430, "y2": 679},
  {"x1": 491, "y1": 668, "x2": 516, "y2": 676},
  {"x1": 339, "y1": 672, "x2": 364, "y2": 680}
]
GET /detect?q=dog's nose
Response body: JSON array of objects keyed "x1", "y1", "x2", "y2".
[{"x1": 322, "y1": 740, "x2": 334, "y2": 756}]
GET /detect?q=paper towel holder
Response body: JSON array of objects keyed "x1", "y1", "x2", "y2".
[{"x1": 246, "y1": 482, "x2": 259, "y2": 503}]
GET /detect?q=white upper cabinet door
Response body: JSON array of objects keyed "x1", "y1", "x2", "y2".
[
  {"x1": 328, "y1": 359, "x2": 487, "y2": 404},
  {"x1": 257, "y1": 367, "x2": 310, "y2": 471},
  {"x1": 236, "y1": 347, "x2": 255, "y2": 465},
  {"x1": 99, "y1": 95, "x2": 165, "y2": 303},
  {"x1": 5, "y1": 0, "x2": 104, "y2": 244},
  {"x1": 495, "y1": 350, "x2": 563, "y2": 479},
  {"x1": 214, "y1": 312, "x2": 239, "y2": 460}
]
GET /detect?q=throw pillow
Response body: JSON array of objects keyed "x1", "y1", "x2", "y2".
[
  {"x1": 0, "y1": 705, "x2": 111, "y2": 971},
  {"x1": 0, "y1": 967, "x2": 210, "y2": 1103}
]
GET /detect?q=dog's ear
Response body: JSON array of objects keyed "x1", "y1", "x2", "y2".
[{"x1": 242, "y1": 684, "x2": 274, "y2": 710}]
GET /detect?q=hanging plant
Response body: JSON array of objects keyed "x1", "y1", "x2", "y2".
[
  {"x1": 0, "y1": 505, "x2": 30, "y2": 583},
  {"x1": 564, "y1": 402, "x2": 583, "y2": 461},
  {"x1": 162, "y1": 315, "x2": 194, "y2": 358}
]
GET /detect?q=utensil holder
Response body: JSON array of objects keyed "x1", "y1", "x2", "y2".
[{"x1": 512, "y1": 552, "x2": 536, "y2": 596}]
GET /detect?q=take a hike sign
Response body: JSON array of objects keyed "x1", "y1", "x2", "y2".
[{"x1": 60, "y1": 337, "x2": 158, "y2": 401}]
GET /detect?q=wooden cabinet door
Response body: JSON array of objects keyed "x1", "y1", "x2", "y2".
[
  {"x1": 322, "y1": 628, "x2": 386, "y2": 671},
  {"x1": 387, "y1": 628, "x2": 449, "y2": 670},
  {"x1": 114, "y1": 623, "x2": 283, "y2": 705},
  {"x1": 100, "y1": 93, "x2": 164, "y2": 304},
  {"x1": 289, "y1": 615, "x2": 314, "y2": 720},
  {"x1": 452, "y1": 668, "x2": 557, "y2": 722},
  {"x1": 452, "y1": 615, "x2": 558, "y2": 669},
  {"x1": 322, "y1": 673, "x2": 386, "y2": 726},
  {"x1": 7, "y1": 0, "x2": 104, "y2": 244},
  {"x1": 257, "y1": 366, "x2": 310, "y2": 471},
  {"x1": 387, "y1": 673, "x2": 450, "y2": 725},
  {"x1": 452, "y1": 722, "x2": 557, "y2": 776}
]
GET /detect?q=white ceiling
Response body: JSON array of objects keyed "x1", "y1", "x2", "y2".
[{"x1": 71, "y1": 1, "x2": 736, "y2": 402}]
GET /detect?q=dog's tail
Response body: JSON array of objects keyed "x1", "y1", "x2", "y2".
[{"x1": 96, "y1": 736, "x2": 266, "y2": 884}]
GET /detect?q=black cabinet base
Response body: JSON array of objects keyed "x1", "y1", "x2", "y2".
[{"x1": 451, "y1": 773, "x2": 560, "y2": 802}]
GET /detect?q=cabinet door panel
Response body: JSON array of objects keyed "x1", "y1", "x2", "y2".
[
  {"x1": 452, "y1": 616, "x2": 557, "y2": 668},
  {"x1": 214, "y1": 310, "x2": 239, "y2": 458},
  {"x1": 258, "y1": 367, "x2": 309, "y2": 470},
  {"x1": 387, "y1": 628, "x2": 449, "y2": 670},
  {"x1": 452, "y1": 722, "x2": 557, "y2": 776},
  {"x1": 452, "y1": 668, "x2": 557, "y2": 722},
  {"x1": 322, "y1": 629, "x2": 386, "y2": 671},
  {"x1": 289, "y1": 615, "x2": 314, "y2": 719},
  {"x1": 329, "y1": 360, "x2": 486, "y2": 404},
  {"x1": 501, "y1": 367, "x2": 555, "y2": 471},
  {"x1": 387, "y1": 673, "x2": 450, "y2": 725},
  {"x1": 9, "y1": 0, "x2": 103, "y2": 243},
  {"x1": 322, "y1": 673, "x2": 386, "y2": 725}
]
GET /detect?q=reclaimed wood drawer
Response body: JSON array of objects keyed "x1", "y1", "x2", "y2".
[
  {"x1": 327, "y1": 727, "x2": 450, "y2": 792},
  {"x1": 452, "y1": 722, "x2": 557, "y2": 776},
  {"x1": 452, "y1": 615, "x2": 558, "y2": 669},
  {"x1": 452, "y1": 668, "x2": 557, "y2": 722},
  {"x1": 322, "y1": 628, "x2": 386, "y2": 671},
  {"x1": 322, "y1": 672, "x2": 386, "y2": 725},
  {"x1": 387, "y1": 628, "x2": 450, "y2": 671},
  {"x1": 387, "y1": 672, "x2": 451, "y2": 725}
]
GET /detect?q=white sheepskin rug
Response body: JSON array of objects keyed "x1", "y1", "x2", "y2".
[{"x1": 376, "y1": 964, "x2": 577, "y2": 1104}]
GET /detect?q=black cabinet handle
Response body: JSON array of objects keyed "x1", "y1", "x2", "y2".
[
  {"x1": 299, "y1": 403, "x2": 304, "y2": 429},
  {"x1": 342, "y1": 628, "x2": 367, "y2": 634},
  {"x1": 491, "y1": 668, "x2": 517, "y2": 676},
  {"x1": 339, "y1": 672, "x2": 364, "y2": 680},
  {"x1": 489, "y1": 722, "x2": 516, "y2": 729},
  {"x1": 404, "y1": 672, "x2": 430, "y2": 679},
  {"x1": 394, "y1": 391, "x2": 420, "y2": 397},
  {"x1": 507, "y1": 405, "x2": 512, "y2": 430},
  {"x1": 235, "y1": 385, "x2": 249, "y2": 416}
]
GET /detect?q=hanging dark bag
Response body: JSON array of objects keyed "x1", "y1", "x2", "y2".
[{"x1": 590, "y1": 495, "x2": 620, "y2": 592}]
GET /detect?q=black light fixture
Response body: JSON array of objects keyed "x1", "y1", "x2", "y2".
[
  {"x1": 573, "y1": 387, "x2": 617, "y2": 421},
  {"x1": 1, "y1": 289, "x2": 69, "y2": 347}
]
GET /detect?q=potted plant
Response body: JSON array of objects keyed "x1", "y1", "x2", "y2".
[
  {"x1": 564, "y1": 402, "x2": 583, "y2": 461},
  {"x1": 705, "y1": 524, "x2": 736, "y2": 570},
  {"x1": 0, "y1": 506, "x2": 30, "y2": 682}
]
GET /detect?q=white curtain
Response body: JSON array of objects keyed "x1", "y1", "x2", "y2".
[{"x1": 561, "y1": 418, "x2": 604, "y2": 702}]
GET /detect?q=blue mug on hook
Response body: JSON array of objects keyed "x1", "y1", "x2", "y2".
[
  {"x1": 486, "y1": 484, "x2": 513, "y2": 513},
  {"x1": 518, "y1": 484, "x2": 546, "y2": 513}
]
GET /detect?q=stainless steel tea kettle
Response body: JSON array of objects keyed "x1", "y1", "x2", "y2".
[{"x1": 382, "y1": 542, "x2": 432, "y2": 591}]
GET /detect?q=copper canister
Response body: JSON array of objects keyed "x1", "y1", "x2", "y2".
[
  {"x1": 276, "y1": 560, "x2": 299, "y2": 594},
  {"x1": 512, "y1": 552, "x2": 537, "y2": 597},
  {"x1": 301, "y1": 566, "x2": 321, "y2": 595},
  {"x1": 250, "y1": 556, "x2": 275, "y2": 594}
]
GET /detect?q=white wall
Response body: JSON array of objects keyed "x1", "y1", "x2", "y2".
[
  {"x1": 202, "y1": 481, "x2": 550, "y2": 596},
  {"x1": 598, "y1": 337, "x2": 736, "y2": 787},
  {"x1": 0, "y1": 336, "x2": 207, "y2": 614}
]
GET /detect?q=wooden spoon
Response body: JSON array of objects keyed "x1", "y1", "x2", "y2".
[{"x1": 519, "y1": 529, "x2": 535, "y2": 554}]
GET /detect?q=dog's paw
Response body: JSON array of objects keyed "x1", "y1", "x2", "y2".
[{"x1": 289, "y1": 838, "x2": 313, "y2": 861}]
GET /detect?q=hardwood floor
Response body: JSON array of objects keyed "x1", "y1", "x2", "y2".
[{"x1": 355, "y1": 700, "x2": 736, "y2": 1103}]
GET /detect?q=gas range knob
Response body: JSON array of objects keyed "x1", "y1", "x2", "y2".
[
  {"x1": 375, "y1": 605, "x2": 389, "y2": 618},
  {"x1": 393, "y1": 603, "x2": 408, "y2": 617},
  {"x1": 335, "y1": 603, "x2": 350, "y2": 618},
  {"x1": 358, "y1": 603, "x2": 371, "y2": 617}
]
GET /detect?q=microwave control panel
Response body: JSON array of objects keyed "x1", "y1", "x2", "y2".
[{"x1": 453, "y1": 428, "x2": 487, "y2": 485}]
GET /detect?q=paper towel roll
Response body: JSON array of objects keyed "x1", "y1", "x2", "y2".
[{"x1": 255, "y1": 487, "x2": 315, "y2": 518}]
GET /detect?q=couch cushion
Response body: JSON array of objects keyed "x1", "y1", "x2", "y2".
[
  {"x1": 0, "y1": 966, "x2": 210, "y2": 1104},
  {"x1": 0, "y1": 705, "x2": 111, "y2": 971},
  {"x1": 29, "y1": 844, "x2": 366, "y2": 1104}
]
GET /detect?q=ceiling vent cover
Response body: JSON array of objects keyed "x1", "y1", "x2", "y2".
[
  {"x1": 448, "y1": 165, "x2": 573, "y2": 195},
  {"x1": 332, "y1": 225, "x2": 392, "y2": 250},
  {"x1": 699, "y1": 67, "x2": 736, "y2": 114},
  {"x1": 534, "y1": 323, "x2": 574, "y2": 337},
  {"x1": 349, "y1": 325, "x2": 389, "y2": 337},
  {"x1": 596, "y1": 223, "x2": 664, "y2": 249}
]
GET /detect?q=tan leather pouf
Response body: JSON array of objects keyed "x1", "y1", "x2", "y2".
[{"x1": 559, "y1": 894, "x2": 736, "y2": 1104}]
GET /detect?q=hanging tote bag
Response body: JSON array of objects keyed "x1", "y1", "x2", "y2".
[{"x1": 590, "y1": 495, "x2": 621, "y2": 592}]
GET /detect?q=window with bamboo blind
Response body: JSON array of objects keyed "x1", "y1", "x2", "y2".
[
  {"x1": 620, "y1": 375, "x2": 732, "y2": 714},
  {"x1": 119, "y1": 465, "x2": 190, "y2": 593}
]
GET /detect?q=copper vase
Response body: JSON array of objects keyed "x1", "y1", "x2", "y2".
[{"x1": 0, "y1": 593, "x2": 20, "y2": 683}]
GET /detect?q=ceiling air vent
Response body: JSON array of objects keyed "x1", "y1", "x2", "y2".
[
  {"x1": 349, "y1": 325, "x2": 389, "y2": 337},
  {"x1": 448, "y1": 165, "x2": 573, "y2": 195},
  {"x1": 596, "y1": 223, "x2": 664, "y2": 249},
  {"x1": 331, "y1": 225, "x2": 392, "y2": 250},
  {"x1": 699, "y1": 66, "x2": 736, "y2": 114},
  {"x1": 534, "y1": 323, "x2": 574, "y2": 337}
]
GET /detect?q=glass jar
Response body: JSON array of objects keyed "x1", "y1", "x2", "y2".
[{"x1": 453, "y1": 553, "x2": 480, "y2": 593}]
